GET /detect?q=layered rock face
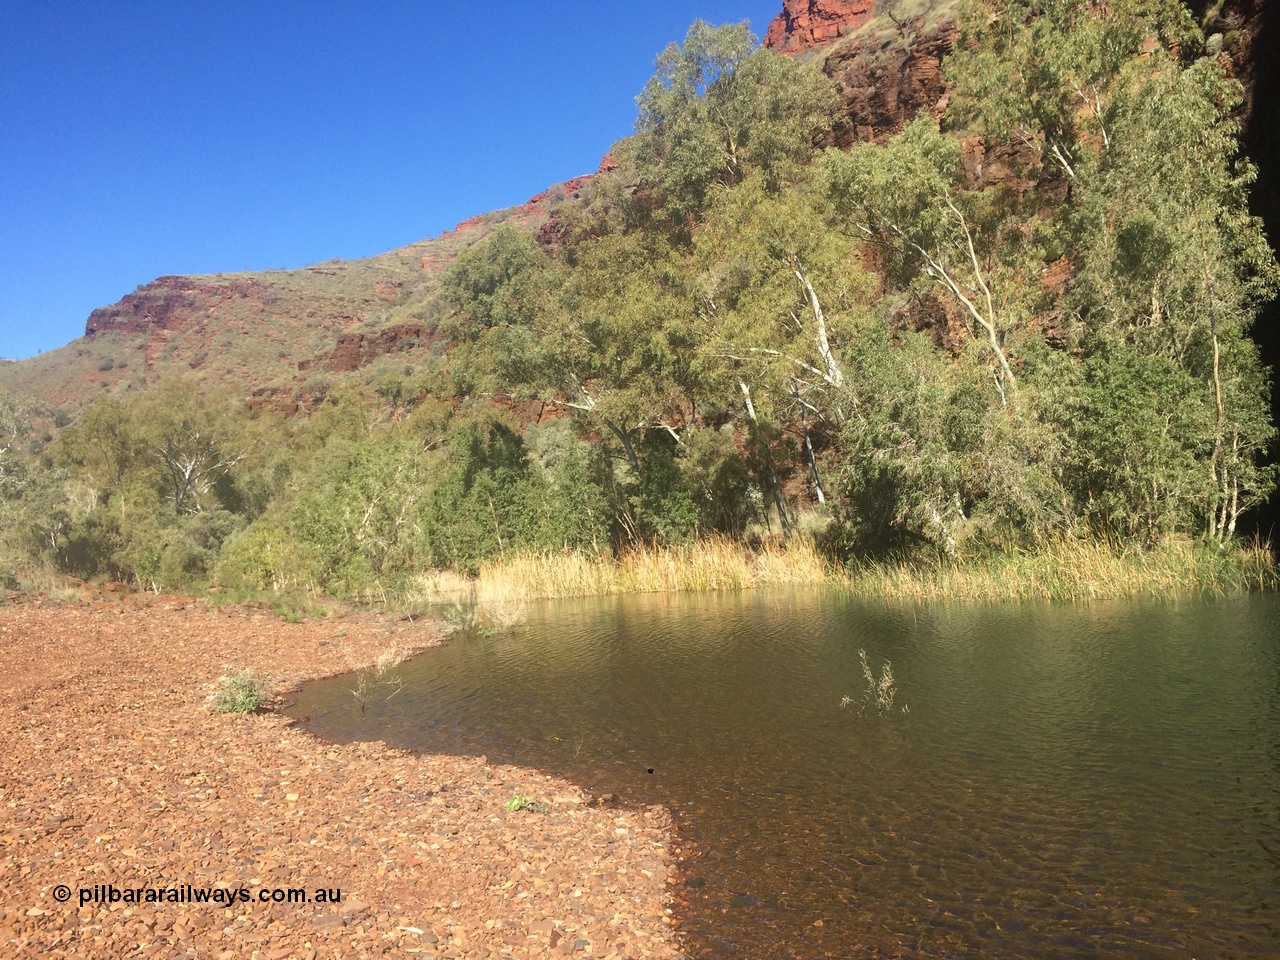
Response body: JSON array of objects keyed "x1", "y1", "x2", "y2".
[
  {"x1": 764, "y1": 0, "x2": 953, "y2": 143},
  {"x1": 84, "y1": 276, "x2": 260, "y2": 338},
  {"x1": 764, "y1": 0, "x2": 876, "y2": 53},
  {"x1": 324, "y1": 323, "x2": 439, "y2": 373},
  {"x1": 823, "y1": 24, "x2": 955, "y2": 145}
]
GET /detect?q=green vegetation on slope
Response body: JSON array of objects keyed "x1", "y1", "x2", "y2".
[{"x1": 1, "y1": 0, "x2": 1276, "y2": 601}]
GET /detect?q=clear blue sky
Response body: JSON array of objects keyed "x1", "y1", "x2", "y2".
[{"x1": 0, "y1": 1, "x2": 781, "y2": 360}]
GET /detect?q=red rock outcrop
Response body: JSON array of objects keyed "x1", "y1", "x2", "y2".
[
  {"x1": 84, "y1": 276, "x2": 263, "y2": 338},
  {"x1": 490, "y1": 394, "x2": 565, "y2": 428},
  {"x1": 325, "y1": 322, "x2": 439, "y2": 373},
  {"x1": 764, "y1": 0, "x2": 876, "y2": 53},
  {"x1": 822, "y1": 22, "x2": 957, "y2": 145},
  {"x1": 761, "y1": 0, "x2": 956, "y2": 144},
  {"x1": 451, "y1": 154, "x2": 616, "y2": 235},
  {"x1": 248, "y1": 384, "x2": 302, "y2": 416}
]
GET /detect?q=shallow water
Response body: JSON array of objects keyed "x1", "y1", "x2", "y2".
[{"x1": 287, "y1": 591, "x2": 1280, "y2": 958}]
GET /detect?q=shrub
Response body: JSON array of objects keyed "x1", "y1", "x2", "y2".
[
  {"x1": 214, "y1": 670, "x2": 269, "y2": 713},
  {"x1": 216, "y1": 520, "x2": 318, "y2": 592},
  {"x1": 505, "y1": 794, "x2": 550, "y2": 813}
]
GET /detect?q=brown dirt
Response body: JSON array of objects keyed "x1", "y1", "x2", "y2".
[{"x1": 0, "y1": 595, "x2": 683, "y2": 960}]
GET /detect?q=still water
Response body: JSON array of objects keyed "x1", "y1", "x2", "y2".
[{"x1": 288, "y1": 591, "x2": 1280, "y2": 958}]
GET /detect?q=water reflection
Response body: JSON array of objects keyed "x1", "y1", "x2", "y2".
[{"x1": 288, "y1": 591, "x2": 1280, "y2": 959}]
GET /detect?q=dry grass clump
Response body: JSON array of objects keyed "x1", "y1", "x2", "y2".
[
  {"x1": 337, "y1": 640, "x2": 411, "y2": 714},
  {"x1": 410, "y1": 536, "x2": 1274, "y2": 607},
  {"x1": 412, "y1": 537, "x2": 837, "y2": 604},
  {"x1": 844, "y1": 537, "x2": 1277, "y2": 603}
]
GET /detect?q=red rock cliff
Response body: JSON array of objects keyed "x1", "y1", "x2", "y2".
[
  {"x1": 84, "y1": 276, "x2": 263, "y2": 338},
  {"x1": 764, "y1": 0, "x2": 876, "y2": 53},
  {"x1": 762, "y1": 0, "x2": 955, "y2": 142}
]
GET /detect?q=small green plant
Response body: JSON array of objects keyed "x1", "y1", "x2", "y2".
[
  {"x1": 841, "y1": 650, "x2": 908, "y2": 717},
  {"x1": 214, "y1": 669, "x2": 269, "y2": 713},
  {"x1": 505, "y1": 794, "x2": 550, "y2": 814}
]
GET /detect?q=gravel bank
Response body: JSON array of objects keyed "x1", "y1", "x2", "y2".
[{"x1": 0, "y1": 595, "x2": 683, "y2": 959}]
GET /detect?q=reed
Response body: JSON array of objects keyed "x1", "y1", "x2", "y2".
[
  {"x1": 411, "y1": 537, "x2": 837, "y2": 605},
  {"x1": 409, "y1": 535, "x2": 1275, "y2": 606},
  {"x1": 843, "y1": 537, "x2": 1277, "y2": 604}
]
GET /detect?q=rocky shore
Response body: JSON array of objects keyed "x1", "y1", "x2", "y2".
[{"x1": 0, "y1": 595, "x2": 683, "y2": 959}]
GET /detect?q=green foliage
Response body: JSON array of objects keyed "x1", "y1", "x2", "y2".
[
  {"x1": 286, "y1": 431, "x2": 431, "y2": 595},
  {"x1": 618, "y1": 20, "x2": 837, "y2": 226},
  {"x1": 524, "y1": 421, "x2": 613, "y2": 552},
  {"x1": 424, "y1": 416, "x2": 542, "y2": 572},
  {"x1": 215, "y1": 520, "x2": 319, "y2": 593},
  {"x1": 439, "y1": 226, "x2": 547, "y2": 333},
  {"x1": 678, "y1": 426, "x2": 756, "y2": 536},
  {"x1": 214, "y1": 670, "x2": 269, "y2": 714},
  {"x1": 36, "y1": 378, "x2": 277, "y2": 589},
  {"x1": 1061, "y1": 54, "x2": 1280, "y2": 537},
  {"x1": 0, "y1": 394, "x2": 46, "y2": 527},
  {"x1": 1062, "y1": 341, "x2": 1211, "y2": 541},
  {"x1": 1, "y1": 10, "x2": 1274, "y2": 596},
  {"x1": 824, "y1": 327, "x2": 1065, "y2": 556},
  {"x1": 946, "y1": 0, "x2": 1197, "y2": 171},
  {"x1": 635, "y1": 438, "x2": 699, "y2": 545},
  {"x1": 504, "y1": 794, "x2": 551, "y2": 814},
  {"x1": 819, "y1": 117, "x2": 964, "y2": 285}
]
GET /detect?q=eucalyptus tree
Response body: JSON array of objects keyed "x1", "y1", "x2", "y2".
[
  {"x1": 945, "y1": 0, "x2": 1278, "y2": 540},
  {"x1": 944, "y1": 0, "x2": 1198, "y2": 183},
  {"x1": 617, "y1": 19, "x2": 837, "y2": 230},
  {"x1": 694, "y1": 178, "x2": 869, "y2": 526},
  {"x1": 818, "y1": 118, "x2": 1037, "y2": 409},
  {"x1": 128, "y1": 378, "x2": 255, "y2": 516},
  {"x1": 0, "y1": 392, "x2": 44, "y2": 502},
  {"x1": 1062, "y1": 57, "x2": 1279, "y2": 539},
  {"x1": 817, "y1": 115, "x2": 1082, "y2": 551}
]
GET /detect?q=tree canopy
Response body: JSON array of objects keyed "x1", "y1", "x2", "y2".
[{"x1": 1, "y1": 8, "x2": 1275, "y2": 594}]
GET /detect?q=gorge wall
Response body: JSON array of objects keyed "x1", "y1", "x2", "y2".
[{"x1": 765, "y1": 0, "x2": 1280, "y2": 536}]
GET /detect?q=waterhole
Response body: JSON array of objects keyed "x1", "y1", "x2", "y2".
[{"x1": 287, "y1": 591, "x2": 1280, "y2": 958}]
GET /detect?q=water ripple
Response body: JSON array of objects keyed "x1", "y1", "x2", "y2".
[{"x1": 290, "y1": 590, "x2": 1280, "y2": 959}]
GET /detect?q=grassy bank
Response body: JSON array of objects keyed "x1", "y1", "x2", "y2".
[
  {"x1": 413, "y1": 537, "x2": 838, "y2": 605},
  {"x1": 845, "y1": 537, "x2": 1278, "y2": 603},
  {"x1": 410, "y1": 536, "x2": 1276, "y2": 607}
]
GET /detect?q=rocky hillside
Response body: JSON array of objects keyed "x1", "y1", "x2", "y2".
[
  {"x1": 0, "y1": 164, "x2": 607, "y2": 413},
  {"x1": 2, "y1": 0, "x2": 1276, "y2": 434}
]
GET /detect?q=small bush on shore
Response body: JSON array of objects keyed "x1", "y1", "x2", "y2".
[
  {"x1": 214, "y1": 670, "x2": 269, "y2": 713},
  {"x1": 505, "y1": 794, "x2": 550, "y2": 814}
]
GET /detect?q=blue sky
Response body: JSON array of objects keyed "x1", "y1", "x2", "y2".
[{"x1": 0, "y1": 1, "x2": 780, "y2": 360}]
